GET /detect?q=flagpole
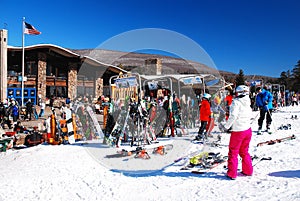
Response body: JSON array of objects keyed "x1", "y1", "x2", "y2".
[{"x1": 21, "y1": 17, "x2": 25, "y2": 107}]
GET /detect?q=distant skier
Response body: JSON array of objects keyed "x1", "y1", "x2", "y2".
[
  {"x1": 220, "y1": 85, "x2": 253, "y2": 180},
  {"x1": 255, "y1": 86, "x2": 273, "y2": 134},
  {"x1": 291, "y1": 95, "x2": 298, "y2": 106}
]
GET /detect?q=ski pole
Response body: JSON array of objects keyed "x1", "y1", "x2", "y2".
[
  {"x1": 253, "y1": 156, "x2": 272, "y2": 167},
  {"x1": 266, "y1": 107, "x2": 276, "y2": 131},
  {"x1": 250, "y1": 111, "x2": 260, "y2": 125}
]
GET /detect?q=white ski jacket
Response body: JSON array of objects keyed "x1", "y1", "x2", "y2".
[{"x1": 224, "y1": 95, "x2": 252, "y2": 132}]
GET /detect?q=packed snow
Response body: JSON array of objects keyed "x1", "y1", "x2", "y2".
[{"x1": 0, "y1": 106, "x2": 300, "y2": 201}]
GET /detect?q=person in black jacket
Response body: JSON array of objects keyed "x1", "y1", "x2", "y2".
[{"x1": 26, "y1": 99, "x2": 33, "y2": 121}]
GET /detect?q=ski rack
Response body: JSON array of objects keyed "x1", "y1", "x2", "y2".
[{"x1": 109, "y1": 73, "x2": 146, "y2": 147}]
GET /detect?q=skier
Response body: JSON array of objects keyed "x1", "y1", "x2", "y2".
[
  {"x1": 195, "y1": 93, "x2": 211, "y2": 141},
  {"x1": 220, "y1": 85, "x2": 253, "y2": 180},
  {"x1": 291, "y1": 94, "x2": 298, "y2": 106},
  {"x1": 255, "y1": 86, "x2": 273, "y2": 134},
  {"x1": 11, "y1": 101, "x2": 19, "y2": 125}
]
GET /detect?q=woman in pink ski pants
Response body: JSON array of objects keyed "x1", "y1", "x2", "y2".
[{"x1": 222, "y1": 85, "x2": 253, "y2": 179}]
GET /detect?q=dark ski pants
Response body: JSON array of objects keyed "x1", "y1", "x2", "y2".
[
  {"x1": 258, "y1": 108, "x2": 272, "y2": 129},
  {"x1": 198, "y1": 121, "x2": 208, "y2": 136},
  {"x1": 227, "y1": 128, "x2": 253, "y2": 178}
]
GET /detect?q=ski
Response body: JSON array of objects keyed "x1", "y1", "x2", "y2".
[
  {"x1": 256, "y1": 130, "x2": 272, "y2": 135},
  {"x1": 173, "y1": 147, "x2": 206, "y2": 164},
  {"x1": 191, "y1": 159, "x2": 227, "y2": 174},
  {"x1": 257, "y1": 135, "x2": 296, "y2": 147}
]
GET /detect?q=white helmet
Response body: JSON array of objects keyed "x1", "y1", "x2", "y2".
[
  {"x1": 203, "y1": 93, "x2": 211, "y2": 100},
  {"x1": 235, "y1": 85, "x2": 249, "y2": 96}
]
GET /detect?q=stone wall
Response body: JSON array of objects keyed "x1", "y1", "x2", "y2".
[
  {"x1": 68, "y1": 62, "x2": 77, "y2": 100},
  {"x1": 95, "y1": 77, "x2": 103, "y2": 99},
  {"x1": 37, "y1": 53, "x2": 47, "y2": 100}
]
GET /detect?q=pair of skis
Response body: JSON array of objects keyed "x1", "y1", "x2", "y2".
[
  {"x1": 190, "y1": 154, "x2": 272, "y2": 174},
  {"x1": 178, "y1": 152, "x2": 227, "y2": 171},
  {"x1": 257, "y1": 135, "x2": 296, "y2": 146}
]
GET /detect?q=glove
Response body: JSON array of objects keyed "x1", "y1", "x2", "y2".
[
  {"x1": 219, "y1": 123, "x2": 231, "y2": 133},
  {"x1": 264, "y1": 101, "x2": 268, "y2": 106}
]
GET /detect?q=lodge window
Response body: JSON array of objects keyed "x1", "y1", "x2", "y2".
[
  {"x1": 46, "y1": 64, "x2": 67, "y2": 79},
  {"x1": 26, "y1": 61, "x2": 37, "y2": 77},
  {"x1": 46, "y1": 86, "x2": 67, "y2": 98}
]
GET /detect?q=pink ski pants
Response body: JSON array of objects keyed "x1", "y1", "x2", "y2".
[{"x1": 227, "y1": 128, "x2": 253, "y2": 178}]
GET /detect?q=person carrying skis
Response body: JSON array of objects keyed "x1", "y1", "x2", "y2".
[
  {"x1": 255, "y1": 86, "x2": 273, "y2": 134},
  {"x1": 195, "y1": 93, "x2": 211, "y2": 141},
  {"x1": 220, "y1": 85, "x2": 253, "y2": 180}
]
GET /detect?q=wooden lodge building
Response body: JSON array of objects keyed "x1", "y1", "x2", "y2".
[{"x1": 0, "y1": 29, "x2": 128, "y2": 105}]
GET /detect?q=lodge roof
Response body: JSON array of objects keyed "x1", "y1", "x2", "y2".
[{"x1": 7, "y1": 44, "x2": 127, "y2": 73}]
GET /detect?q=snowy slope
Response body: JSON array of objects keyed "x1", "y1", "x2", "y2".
[{"x1": 0, "y1": 106, "x2": 300, "y2": 201}]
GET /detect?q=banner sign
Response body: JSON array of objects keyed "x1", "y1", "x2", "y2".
[
  {"x1": 115, "y1": 77, "x2": 138, "y2": 88},
  {"x1": 182, "y1": 76, "x2": 202, "y2": 85},
  {"x1": 250, "y1": 80, "x2": 263, "y2": 87}
]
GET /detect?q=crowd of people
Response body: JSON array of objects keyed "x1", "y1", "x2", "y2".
[
  {"x1": 0, "y1": 96, "x2": 47, "y2": 131},
  {"x1": 1, "y1": 83, "x2": 299, "y2": 178}
]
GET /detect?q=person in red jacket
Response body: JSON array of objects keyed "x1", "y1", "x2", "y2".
[
  {"x1": 195, "y1": 93, "x2": 212, "y2": 141},
  {"x1": 225, "y1": 89, "x2": 234, "y2": 120}
]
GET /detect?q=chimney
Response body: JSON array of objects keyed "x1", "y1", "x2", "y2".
[{"x1": 145, "y1": 58, "x2": 162, "y2": 75}]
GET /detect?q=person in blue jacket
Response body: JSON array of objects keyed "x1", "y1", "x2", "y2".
[{"x1": 255, "y1": 86, "x2": 273, "y2": 134}]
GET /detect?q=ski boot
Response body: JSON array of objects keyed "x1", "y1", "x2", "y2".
[
  {"x1": 194, "y1": 135, "x2": 202, "y2": 141},
  {"x1": 217, "y1": 134, "x2": 221, "y2": 142},
  {"x1": 266, "y1": 127, "x2": 272, "y2": 134},
  {"x1": 257, "y1": 127, "x2": 262, "y2": 135},
  {"x1": 203, "y1": 132, "x2": 208, "y2": 140}
]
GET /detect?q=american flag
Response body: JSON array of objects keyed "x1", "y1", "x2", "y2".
[{"x1": 24, "y1": 22, "x2": 41, "y2": 35}]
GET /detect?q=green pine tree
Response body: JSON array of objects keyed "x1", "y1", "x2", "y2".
[{"x1": 235, "y1": 69, "x2": 246, "y2": 86}]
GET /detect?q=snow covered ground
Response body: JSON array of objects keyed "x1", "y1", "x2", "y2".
[{"x1": 0, "y1": 106, "x2": 300, "y2": 201}]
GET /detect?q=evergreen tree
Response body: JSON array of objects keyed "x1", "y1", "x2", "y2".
[
  {"x1": 279, "y1": 71, "x2": 288, "y2": 86},
  {"x1": 291, "y1": 60, "x2": 300, "y2": 92},
  {"x1": 235, "y1": 69, "x2": 246, "y2": 86}
]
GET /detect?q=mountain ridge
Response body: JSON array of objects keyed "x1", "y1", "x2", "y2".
[{"x1": 72, "y1": 49, "x2": 278, "y2": 82}]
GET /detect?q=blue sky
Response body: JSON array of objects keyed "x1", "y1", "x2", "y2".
[{"x1": 1, "y1": 0, "x2": 300, "y2": 77}]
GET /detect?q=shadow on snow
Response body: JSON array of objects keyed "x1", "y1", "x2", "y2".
[{"x1": 269, "y1": 170, "x2": 300, "y2": 178}]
